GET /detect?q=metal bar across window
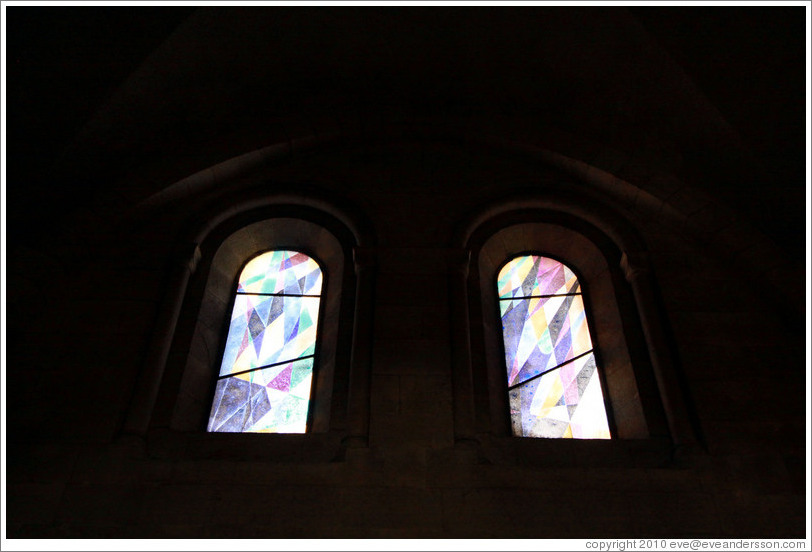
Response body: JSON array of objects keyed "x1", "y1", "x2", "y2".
[
  {"x1": 217, "y1": 354, "x2": 316, "y2": 380},
  {"x1": 236, "y1": 292, "x2": 322, "y2": 298},
  {"x1": 499, "y1": 292, "x2": 582, "y2": 300},
  {"x1": 506, "y1": 349, "x2": 594, "y2": 391}
]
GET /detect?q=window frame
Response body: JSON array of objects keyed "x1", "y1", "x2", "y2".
[
  {"x1": 168, "y1": 217, "x2": 346, "y2": 436},
  {"x1": 459, "y1": 208, "x2": 675, "y2": 460},
  {"x1": 136, "y1": 201, "x2": 374, "y2": 461},
  {"x1": 493, "y1": 251, "x2": 617, "y2": 439}
]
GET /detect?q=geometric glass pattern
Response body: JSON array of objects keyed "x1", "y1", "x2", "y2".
[
  {"x1": 207, "y1": 250, "x2": 323, "y2": 433},
  {"x1": 498, "y1": 255, "x2": 610, "y2": 439}
]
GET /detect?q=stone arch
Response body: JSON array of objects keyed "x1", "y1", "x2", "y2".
[
  {"x1": 126, "y1": 130, "x2": 796, "y2": 324},
  {"x1": 123, "y1": 188, "x2": 377, "y2": 457},
  {"x1": 450, "y1": 190, "x2": 699, "y2": 460}
]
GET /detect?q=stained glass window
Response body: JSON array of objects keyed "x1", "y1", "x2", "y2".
[
  {"x1": 498, "y1": 255, "x2": 611, "y2": 439},
  {"x1": 207, "y1": 250, "x2": 323, "y2": 433}
]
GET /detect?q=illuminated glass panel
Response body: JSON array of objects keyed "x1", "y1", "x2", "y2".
[
  {"x1": 500, "y1": 294, "x2": 593, "y2": 387},
  {"x1": 498, "y1": 255, "x2": 610, "y2": 439},
  {"x1": 208, "y1": 250, "x2": 322, "y2": 433},
  {"x1": 219, "y1": 295, "x2": 320, "y2": 376},
  {"x1": 208, "y1": 358, "x2": 314, "y2": 433},
  {"x1": 238, "y1": 250, "x2": 323, "y2": 295},
  {"x1": 498, "y1": 255, "x2": 579, "y2": 299}
]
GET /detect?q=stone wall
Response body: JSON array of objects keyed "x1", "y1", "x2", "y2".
[{"x1": 6, "y1": 141, "x2": 805, "y2": 538}]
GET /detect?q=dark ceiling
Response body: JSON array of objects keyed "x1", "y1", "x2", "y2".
[
  {"x1": 4, "y1": 7, "x2": 807, "y2": 256},
  {"x1": 6, "y1": 7, "x2": 195, "y2": 236}
]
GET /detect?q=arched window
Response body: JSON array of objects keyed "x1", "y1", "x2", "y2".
[
  {"x1": 458, "y1": 213, "x2": 674, "y2": 449},
  {"x1": 207, "y1": 249, "x2": 325, "y2": 433},
  {"x1": 497, "y1": 254, "x2": 610, "y2": 439}
]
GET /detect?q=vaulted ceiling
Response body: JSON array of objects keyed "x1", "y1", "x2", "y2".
[{"x1": 6, "y1": 7, "x2": 806, "y2": 260}]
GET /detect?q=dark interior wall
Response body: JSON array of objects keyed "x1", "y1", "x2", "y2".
[{"x1": 5, "y1": 7, "x2": 807, "y2": 539}]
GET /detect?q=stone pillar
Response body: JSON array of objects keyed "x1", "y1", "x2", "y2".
[
  {"x1": 448, "y1": 248, "x2": 478, "y2": 446},
  {"x1": 621, "y1": 250, "x2": 696, "y2": 447},
  {"x1": 123, "y1": 242, "x2": 201, "y2": 436},
  {"x1": 344, "y1": 246, "x2": 377, "y2": 447}
]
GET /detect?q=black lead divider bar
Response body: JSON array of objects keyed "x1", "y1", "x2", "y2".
[
  {"x1": 499, "y1": 292, "x2": 582, "y2": 300},
  {"x1": 506, "y1": 349, "x2": 594, "y2": 391},
  {"x1": 235, "y1": 292, "x2": 322, "y2": 298},
  {"x1": 217, "y1": 354, "x2": 316, "y2": 380}
]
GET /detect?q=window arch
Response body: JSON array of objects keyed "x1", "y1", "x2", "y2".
[
  {"x1": 456, "y1": 212, "x2": 676, "y2": 449},
  {"x1": 207, "y1": 250, "x2": 325, "y2": 433},
  {"x1": 497, "y1": 254, "x2": 610, "y2": 439},
  {"x1": 139, "y1": 208, "x2": 373, "y2": 452}
]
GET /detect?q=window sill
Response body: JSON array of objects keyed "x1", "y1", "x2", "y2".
[
  {"x1": 143, "y1": 427, "x2": 347, "y2": 463},
  {"x1": 473, "y1": 433, "x2": 678, "y2": 468}
]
